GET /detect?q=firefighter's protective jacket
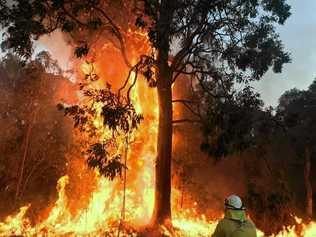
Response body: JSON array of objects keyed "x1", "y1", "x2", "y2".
[{"x1": 212, "y1": 209, "x2": 257, "y2": 237}]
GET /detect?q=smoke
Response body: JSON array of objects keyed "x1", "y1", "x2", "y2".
[
  {"x1": 0, "y1": 54, "x2": 76, "y2": 219},
  {"x1": 38, "y1": 31, "x2": 73, "y2": 72},
  {"x1": 171, "y1": 78, "x2": 248, "y2": 219},
  {"x1": 0, "y1": 9, "x2": 310, "y2": 233}
]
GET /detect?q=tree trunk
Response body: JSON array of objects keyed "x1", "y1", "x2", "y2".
[
  {"x1": 304, "y1": 146, "x2": 313, "y2": 220},
  {"x1": 151, "y1": 70, "x2": 173, "y2": 226},
  {"x1": 151, "y1": 0, "x2": 174, "y2": 227},
  {"x1": 15, "y1": 108, "x2": 37, "y2": 203}
]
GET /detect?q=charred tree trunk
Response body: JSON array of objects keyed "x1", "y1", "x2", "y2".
[
  {"x1": 151, "y1": 0, "x2": 174, "y2": 226},
  {"x1": 152, "y1": 78, "x2": 173, "y2": 226},
  {"x1": 304, "y1": 146, "x2": 313, "y2": 220},
  {"x1": 152, "y1": 50, "x2": 173, "y2": 225}
]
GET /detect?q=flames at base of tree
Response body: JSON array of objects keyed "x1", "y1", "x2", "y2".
[
  {"x1": 0, "y1": 65, "x2": 315, "y2": 237},
  {"x1": 0, "y1": 34, "x2": 315, "y2": 236},
  {"x1": 1, "y1": 174, "x2": 316, "y2": 236}
]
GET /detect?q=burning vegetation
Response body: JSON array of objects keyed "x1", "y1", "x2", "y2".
[{"x1": 0, "y1": 0, "x2": 316, "y2": 236}]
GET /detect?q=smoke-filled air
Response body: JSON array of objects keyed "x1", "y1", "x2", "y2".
[{"x1": 0, "y1": 1, "x2": 316, "y2": 237}]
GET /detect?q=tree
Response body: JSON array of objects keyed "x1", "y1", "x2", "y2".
[
  {"x1": 277, "y1": 81, "x2": 316, "y2": 220},
  {"x1": 0, "y1": 52, "x2": 74, "y2": 216},
  {"x1": 199, "y1": 85, "x2": 266, "y2": 158},
  {"x1": 243, "y1": 110, "x2": 296, "y2": 234},
  {"x1": 0, "y1": 0, "x2": 291, "y2": 227}
]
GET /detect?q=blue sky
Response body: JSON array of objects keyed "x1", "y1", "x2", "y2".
[{"x1": 252, "y1": 0, "x2": 316, "y2": 106}]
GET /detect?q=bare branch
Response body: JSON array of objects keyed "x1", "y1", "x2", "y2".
[
  {"x1": 118, "y1": 65, "x2": 137, "y2": 98},
  {"x1": 127, "y1": 71, "x2": 138, "y2": 103},
  {"x1": 61, "y1": 6, "x2": 87, "y2": 27}
]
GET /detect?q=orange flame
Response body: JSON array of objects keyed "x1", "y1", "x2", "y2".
[{"x1": 1, "y1": 33, "x2": 316, "y2": 237}]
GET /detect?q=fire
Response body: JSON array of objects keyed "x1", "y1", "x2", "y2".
[
  {"x1": 0, "y1": 57, "x2": 159, "y2": 236},
  {"x1": 1, "y1": 36, "x2": 316, "y2": 237},
  {"x1": 80, "y1": 61, "x2": 95, "y2": 76}
]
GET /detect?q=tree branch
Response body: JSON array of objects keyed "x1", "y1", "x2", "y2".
[
  {"x1": 92, "y1": 5, "x2": 132, "y2": 68},
  {"x1": 118, "y1": 65, "x2": 137, "y2": 98},
  {"x1": 127, "y1": 71, "x2": 138, "y2": 103}
]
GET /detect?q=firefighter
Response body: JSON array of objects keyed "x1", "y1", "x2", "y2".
[{"x1": 212, "y1": 195, "x2": 257, "y2": 237}]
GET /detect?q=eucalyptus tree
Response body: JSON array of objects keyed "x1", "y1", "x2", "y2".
[{"x1": 0, "y1": 0, "x2": 291, "y2": 226}]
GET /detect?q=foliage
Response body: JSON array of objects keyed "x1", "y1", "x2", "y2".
[
  {"x1": 57, "y1": 65, "x2": 143, "y2": 179},
  {"x1": 0, "y1": 52, "x2": 72, "y2": 214},
  {"x1": 276, "y1": 79, "x2": 316, "y2": 154},
  {"x1": 0, "y1": 0, "x2": 292, "y2": 158},
  {"x1": 135, "y1": 0, "x2": 291, "y2": 158},
  {"x1": 0, "y1": 0, "x2": 293, "y2": 224},
  {"x1": 86, "y1": 143, "x2": 123, "y2": 180},
  {"x1": 200, "y1": 85, "x2": 264, "y2": 157},
  {"x1": 246, "y1": 181, "x2": 295, "y2": 235},
  {"x1": 244, "y1": 79, "x2": 316, "y2": 228},
  {"x1": 0, "y1": 0, "x2": 291, "y2": 79},
  {"x1": 138, "y1": 0, "x2": 291, "y2": 79},
  {"x1": 0, "y1": 0, "x2": 132, "y2": 61},
  {"x1": 0, "y1": 0, "x2": 145, "y2": 179}
]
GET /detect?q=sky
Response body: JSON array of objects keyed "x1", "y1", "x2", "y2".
[
  {"x1": 252, "y1": 0, "x2": 316, "y2": 106},
  {"x1": 1, "y1": 0, "x2": 315, "y2": 107}
]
